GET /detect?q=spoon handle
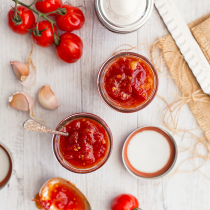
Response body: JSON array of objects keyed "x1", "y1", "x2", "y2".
[{"x1": 23, "y1": 119, "x2": 69, "y2": 137}]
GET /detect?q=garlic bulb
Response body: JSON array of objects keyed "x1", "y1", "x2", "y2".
[
  {"x1": 10, "y1": 49, "x2": 36, "y2": 88},
  {"x1": 38, "y1": 85, "x2": 58, "y2": 110},
  {"x1": 9, "y1": 91, "x2": 41, "y2": 121}
]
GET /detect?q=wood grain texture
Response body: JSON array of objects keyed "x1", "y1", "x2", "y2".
[{"x1": 0, "y1": 0, "x2": 210, "y2": 210}]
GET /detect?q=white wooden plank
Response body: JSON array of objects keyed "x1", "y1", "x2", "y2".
[
  {"x1": 79, "y1": 1, "x2": 138, "y2": 209},
  {"x1": 1, "y1": 0, "x2": 210, "y2": 210}
]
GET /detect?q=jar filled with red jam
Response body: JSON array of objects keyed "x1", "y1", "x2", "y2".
[
  {"x1": 53, "y1": 113, "x2": 113, "y2": 173},
  {"x1": 97, "y1": 52, "x2": 158, "y2": 113}
]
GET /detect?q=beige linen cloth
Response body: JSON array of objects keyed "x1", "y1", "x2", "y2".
[{"x1": 153, "y1": 13, "x2": 210, "y2": 142}]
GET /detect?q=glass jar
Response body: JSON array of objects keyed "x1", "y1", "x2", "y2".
[
  {"x1": 97, "y1": 52, "x2": 159, "y2": 113},
  {"x1": 94, "y1": 0, "x2": 154, "y2": 33},
  {"x1": 52, "y1": 113, "x2": 113, "y2": 174},
  {"x1": 0, "y1": 143, "x2": 13, "y2": 190}
]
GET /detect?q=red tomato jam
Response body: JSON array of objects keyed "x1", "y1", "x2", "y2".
[
  {"x1": 39, "y1": 182, "x2": 86, "y2": 210},
  {"x1": 58, "y1": 118, "x2": 109, "y2": 169},
  {"x1": 103, "y1": 55, "x2": 155, "y2": 109}
]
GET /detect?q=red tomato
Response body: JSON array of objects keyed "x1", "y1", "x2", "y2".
[
  {"x1": 31, "y1": 21, "x2": 58, "y2": 48},
  {"x1": 111, "y1": 194, "x2": 141, "y2": 210},
  {"x1": 8, "y1": 6, "x2": 35, "y2": 35},
  {"x1": 55, "y1": 4, "x2": 85, "y2": 32},
  {"x1": 35, "y1": 0, "x2": 63, "y2": 15},
  {"x1": 56, "y1": 33, "x2": 83, "y2": 63}
]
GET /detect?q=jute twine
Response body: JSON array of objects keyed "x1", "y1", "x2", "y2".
[{"x1": 113, "y1": 13, "x2": 210, "y2": 179}]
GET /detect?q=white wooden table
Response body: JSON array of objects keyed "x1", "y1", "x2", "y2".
[{"x1": 1, "y1": 0, "x2": 210, "y2": 209}]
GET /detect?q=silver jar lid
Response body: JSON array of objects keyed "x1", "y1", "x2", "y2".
[
  {"x1": 122, "y1": 126, "x2": 178, "y2": 180},
  {"x1": 95, "y1": 0, "x2": 154, "y2": 33}
]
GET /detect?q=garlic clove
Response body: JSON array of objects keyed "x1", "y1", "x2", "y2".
[
  {"x1": 10, "y1": 48, "x2": 36, "y2": 88},
  {"x1": 10, "y1": 61, "x2": 29, "y2": 82},
  {"x1": 9, "y1": 93, "x2": 30, "y2": 111},
  {"x1": 9, "y1": 91, "x2": 42, "y2": 121},
  {"x1": 38, "y1": 85, "x2": 58, "y2": 110}
]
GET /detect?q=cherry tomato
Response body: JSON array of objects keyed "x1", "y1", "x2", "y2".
[
  {"x1": 55, "y1": 4, "x2": 85, "y2": 32},
  {"x1": 31, "y1": 21, "x2": 57, "y2": 48},
  {"x1": 111, "y1": 194, "x2": 141, "y2": 210},
  {"x1": 35, "y1": 0, "x2": 63, "y2": 15},
  {"x1": 56, "y1": 33, "x2": 83, "y2": 63},
  {"x1": 8, "y1": 6, "x2": 35, "y2": 35}
]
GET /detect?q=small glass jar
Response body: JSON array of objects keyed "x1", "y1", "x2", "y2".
[
  {"x1": 97, "y1": 52, "x2": 159, "y2": 113},
  {"x1": 95, "y1": 0, "x2": 154, "y2": 33},
  {"x1": 52, "y1": 113, "x2": 113, "y2": 174},
  {"x1": 0, "y1": 143, "x2": 13, "y2": 190}
]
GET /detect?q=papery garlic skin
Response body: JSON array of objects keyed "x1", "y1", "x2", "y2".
[
  {"x1": 10, "y1": 61, "x2": 29, "y2": 82},
  {"x1": 38, "y1": 85, "x2": 58, "y2": 110},
  {"x1": 21, "y1": 65, "x2": 36, "y2": 88},
  {"x1": 22, "y1": 49, "x2": 36, "y2": 88}
]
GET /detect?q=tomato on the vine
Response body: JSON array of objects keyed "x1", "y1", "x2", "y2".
[
  {"x1": 35, "y1": 0, "x2": 63, "y2": 15},
  {"x1": 31, "y1": 21, "x2": 58, "y2": 48},
  {"x1": 55, "y1": 4, "x2": 85, "y2": 32},
  {"x1": 111, "y1": 194, "x2": 141, "y2": 210},
  {"x1": 56, "y1": 33, "x2": 83, "y2": 63},
  {"x1": 8, "y1": 6, "x2": 35, "y2": 35}
]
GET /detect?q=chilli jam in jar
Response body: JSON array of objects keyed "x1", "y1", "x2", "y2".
[
  {"x1": 53, "y1": 113, "x2": 113, "y2": 174},
  {"x1": 97, "y1": 52, "x2": 158, "y2": 113}
]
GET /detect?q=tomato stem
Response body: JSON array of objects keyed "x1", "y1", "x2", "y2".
[
  {"x1": 36, "y1": 14, "x2": 41, "y2": 36},
  {"x1": 14, "y1": 0, "x2": 18, "y2": 19},
  {"x1": 133, "y1": 208, "x2": 142, "y2": 210},
  {"x1": 50, "y1": 22, "x2": 60, "y2": 45},
  {"x1": 12, "y1": 0, "x2": 62, "y2": 44},
  {"x1": 11, "y1": 0, "x2": 23, "y2": 25},
  {"x1": 29, "y1": 0, "x2": 38, "y2": 8}
]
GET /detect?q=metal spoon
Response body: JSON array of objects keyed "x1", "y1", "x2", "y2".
[{"x1": 23, "y1": 119, "x2": 69, "y2": 137}]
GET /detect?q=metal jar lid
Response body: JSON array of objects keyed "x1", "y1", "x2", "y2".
[
  {"x1": 95, "y1": 0, "x2": 154, "y2": 33},
  {"x1": 122, "y1": 126, "x2": 178, "y2": 180}
]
